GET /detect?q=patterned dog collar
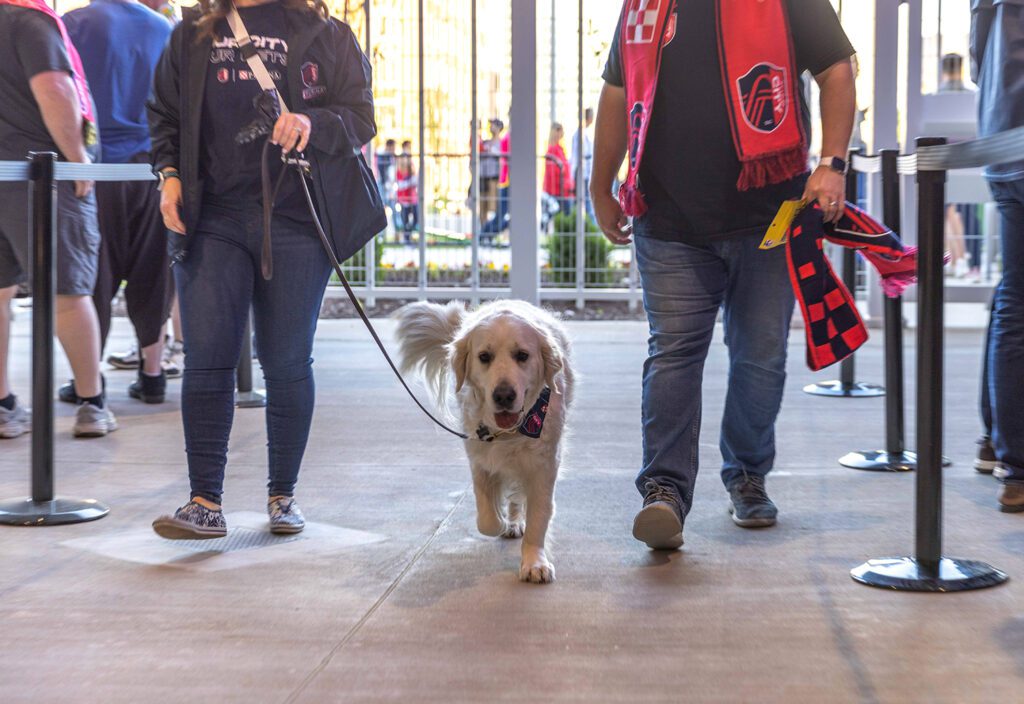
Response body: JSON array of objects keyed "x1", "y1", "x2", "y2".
[{"x1": 475, "y1": 387, "x2": 552, "y2": 442}]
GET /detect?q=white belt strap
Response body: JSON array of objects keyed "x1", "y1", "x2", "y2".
[{"x1": 226, "y1": 6, "x2": 290, "y2": 114}]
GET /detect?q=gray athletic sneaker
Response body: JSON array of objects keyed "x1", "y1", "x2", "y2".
[
  {"x1": 728, "y1": 475, "x2": 778, "y2": 528},
  {"x1": 268, "y1": 496, "x2": 305, "y2": 535},
  {"x1": 153, "y1": 500, "x2": 228, "y2": 540},
  {"x1": 73, "y1": 402, "x2": 118, "y2": 438},
  {"x1": 0, "y1": 401, "x2": 31, "y2": 439},
  {"x1": 632, "y1": 479, "x2": 684, "y2": 550}
]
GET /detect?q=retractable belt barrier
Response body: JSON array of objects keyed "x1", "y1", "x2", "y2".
[
  {"x1": 0, "y1": 154, "x2": 257, "y2": 527},
  {"x1": 844, "y1": 129, "x2": 1024, "y2": 592}
]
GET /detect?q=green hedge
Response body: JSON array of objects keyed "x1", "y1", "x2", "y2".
[{"x1": 545, "y1": 208, "x2": 613, "y2": 285}]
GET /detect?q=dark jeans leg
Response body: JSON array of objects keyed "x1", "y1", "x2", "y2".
[
  {"x1": 717, "y1": 236, "x2": 795, "y2": 488},
  {"x1": 174, "y1": 208, "x2": 254, "y2": 504},
  {"x1": 988, "y1": 180, "x2": 1024, "y2": 477},
  {"x1": 252, "y1": 218, "x2": 332, "y2": 498},
  {"x1": 633, "y1": 224, "x2": 726, "y2": 514}
]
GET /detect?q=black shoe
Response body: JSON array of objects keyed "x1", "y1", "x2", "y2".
[
  {"x1": 632, "y1": 479, "x2": 684, "y2": 550},
  {"x1": 129, "y1": 371, "x2": 166, "y2": 404},
  {"x1": 58, "y1": 374, "x2": 106, "y2": 405},
  {"x1": 728, "y1": 475, "x2": 777, "y2": 528},
  {"x1": 975, "y1": 436, "x2": 998, "y2": 474}
]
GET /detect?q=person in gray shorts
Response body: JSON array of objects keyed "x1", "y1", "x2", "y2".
[{"x1": 0, "y1": 0, "x2": 117, "y2": 439}]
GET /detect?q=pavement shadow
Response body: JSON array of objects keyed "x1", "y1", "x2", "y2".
[{"x1": 994, "y1": 617, "x2": 1024, "y2": 680}]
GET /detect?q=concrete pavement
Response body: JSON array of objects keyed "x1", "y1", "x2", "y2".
[{"x1": 0, "y1": 311, "x2": 1020, "y2": 703}]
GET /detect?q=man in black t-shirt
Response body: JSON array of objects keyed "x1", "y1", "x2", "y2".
[
  {"x1": 592, "y1": 0, "x2": 856, "y2": 549},
  {"x1": 0, "y1": 2, "x2": 116, "y2": 440}
]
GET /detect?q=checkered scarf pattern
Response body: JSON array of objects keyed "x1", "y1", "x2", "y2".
[{"x1": 787, "y1": 202, "x2": 918, "y2": 371}]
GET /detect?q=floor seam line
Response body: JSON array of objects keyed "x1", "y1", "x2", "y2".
[{"x1": 282, "y1": 486, "x2": 470, "y2": 704}]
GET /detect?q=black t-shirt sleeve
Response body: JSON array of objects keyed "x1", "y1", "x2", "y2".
[
  {"x1": 602, "y1": 12, "x2": 624, "y2": 86},
  {"x1": 15, "y1": 11, "x2": 72, "y2": 82},
  {"x1": 788, "y1": 0, "x2": 856, "y2": 75}
]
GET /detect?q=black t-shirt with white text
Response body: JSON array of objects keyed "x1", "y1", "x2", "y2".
[
  {"x1": 603, "y1": 0, "x2": 855, "y2": 242},
  {"x1": 200, "y1": 1, "x2": 308, "y2": 221}
]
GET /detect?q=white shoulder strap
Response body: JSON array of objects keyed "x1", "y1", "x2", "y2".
[{"x1": 226, "y1": 6, "x2": 290, "y2": 115}]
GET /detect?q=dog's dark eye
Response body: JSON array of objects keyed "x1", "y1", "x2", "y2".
[
  {"x1": 478, "y1": 352, "x2": 492, "y2": 364},
  {"x1": 515, "y1": 351, "x2": 530, "y2": 363}
]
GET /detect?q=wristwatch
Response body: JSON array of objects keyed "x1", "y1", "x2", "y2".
[
  {"x1": 156, "y1": 169, "x2": 180, "y2": 191},
  {"x1": 821, "y1": 156, "x2": 847, "y2": 175}
]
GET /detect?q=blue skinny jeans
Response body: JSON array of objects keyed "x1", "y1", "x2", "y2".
[{"x1": 173, "y1": 202, "x2": 332, "y2": 504}]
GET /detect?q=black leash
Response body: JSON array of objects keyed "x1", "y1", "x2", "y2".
[{"x1": 260, "y1": 142, "x2": 470, "y2": 440}]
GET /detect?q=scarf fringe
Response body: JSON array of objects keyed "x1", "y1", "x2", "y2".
[
  {"x1": 618, "y1": 183, "x2": 649, "y2": 218},
  {"x1": 736, "y1": 146, "x2": 808, "y2": 192}
]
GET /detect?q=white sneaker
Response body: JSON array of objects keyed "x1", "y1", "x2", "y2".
[
  {"x1": 106, "y1": 345, "x2": 140, "y2": 370},
  {"x1": 0, "y1": 401, "x2": 31, "y2": 439},
  {"x1": 162, "y1": 340, "x2": 184, "y2": 379},
  {"x1": 73, "y1": 402, "x2": 118, "y2": 438}
]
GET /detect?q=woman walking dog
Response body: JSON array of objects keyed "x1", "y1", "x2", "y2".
[{"x1": 148, "y1": 0, "x2": 384, "y2": 539}]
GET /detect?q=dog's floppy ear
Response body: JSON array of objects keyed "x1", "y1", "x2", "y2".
[
  {"x1": 451, "y1": 333, "x2": 472, "y2": 392},
  {"x1": 539, "y1": 331, "x2": 563, "y2": 392}
]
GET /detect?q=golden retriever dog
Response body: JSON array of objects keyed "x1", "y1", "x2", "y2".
[{"x1": 393, "y1": 300, "x2": 574, "y2": 584}]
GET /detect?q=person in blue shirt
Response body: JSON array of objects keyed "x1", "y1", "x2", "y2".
[
  {"x1": 971, "y1": 0, "x2": 1024, "y2": 511},
  {"x1": 64, "y1": 0, "x2": 174, "y2": 405}
]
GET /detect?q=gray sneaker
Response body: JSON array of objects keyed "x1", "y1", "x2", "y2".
[
  {"x1": 73, "y1": 402, "x2": 118, "y2": 438},
  {"x1": 728, "y1": 475, "x2": 778, "y2": 528},
  {"x1": 268, "y1": 496, "x2": 305, "y2": 535},
  {"x1": 106, "y1": 345, "x2": 140, "y2": 370},
  {"x1": 0, "y1": 401, "x2": 31, "y2": 439},
  {"x1": 153, "y1": 500, "x2": 228, "y2": 540},
  {"x1": 632, "y1": 479, "x2": 684, "y2": 550}
]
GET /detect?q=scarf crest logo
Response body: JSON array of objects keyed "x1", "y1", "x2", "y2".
[
  {"x1": 737, "y1": 63, "x2": 789, "y2": 133},
  {"x1": 628, "y1": 103, "x2": 644, "y2": 169},
  {"x1": 625, "y1": 0, "x2": 661, "y2": 45}
]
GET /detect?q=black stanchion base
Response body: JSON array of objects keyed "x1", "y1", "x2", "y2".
[
  {"x1": 803, "y1": 381, "x2": 886, "y2": 398},
  {"x1": 851, "y1": 557, "x2": 1008, "y2": 592},
  {"x1": 0, "y1": 497, "x2": 109, "y2": 526},
  {"x1": 840, "y1": 450, "x2": 917, "y2": 472},
  {"x1": 236, "y1": 390, "x2": 267, "y2": 409}
]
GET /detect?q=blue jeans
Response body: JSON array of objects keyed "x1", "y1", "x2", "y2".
[
  {"x1": 174, "y1": 202, "x2": 332, "y2": 504},
  {"x1": 633, "y1": 219, "x2": 796, "y2": 515},
  {"x1": 986, "y1": 179, "x2": 1024, "y2": 479}
]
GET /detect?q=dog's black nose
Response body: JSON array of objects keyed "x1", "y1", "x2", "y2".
[{"x1": 492, "y1": 383, "x2": 517, "y2": 410}]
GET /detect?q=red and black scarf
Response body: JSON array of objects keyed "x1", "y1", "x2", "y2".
[
  {"x1": 618, "y1": 0, "x2": 808, "y2": 216},
  {"x1": 0, "y1": 0, "x2": 98, "y2": 153},
  {"x1": 788, "y1": 203, "x2": 919, "y2": 371}
]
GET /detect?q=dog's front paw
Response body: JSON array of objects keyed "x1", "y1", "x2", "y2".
[
  {"x1": 519, "y1": 556, "x2": 556, "y2": 584},
  {"x1": 501, "y1": 521, "x2": 525, "y2": 539}
]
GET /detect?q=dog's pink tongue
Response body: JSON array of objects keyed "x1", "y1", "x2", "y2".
[{"x1": 494, "y1": 412, "x2": 519, "y2": 430}]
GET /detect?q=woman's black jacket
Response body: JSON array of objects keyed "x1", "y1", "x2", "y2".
[{"x1": 147, "y1": 5, "x2": 386, "y2": 264}]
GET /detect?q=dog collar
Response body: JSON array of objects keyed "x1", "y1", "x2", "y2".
[{"x1": 475, "y1": 387, "x2": 551, "y2": 442}]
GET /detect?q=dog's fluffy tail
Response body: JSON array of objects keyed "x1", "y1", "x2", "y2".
[{"x1": 392, "y1": 301, "x2": 465, "y2": 412}]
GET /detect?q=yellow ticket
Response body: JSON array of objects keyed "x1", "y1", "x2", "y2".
[{"x1": 759, "y1": 198, "x2": 807, "y2": 250}]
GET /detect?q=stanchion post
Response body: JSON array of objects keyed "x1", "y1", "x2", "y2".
[
  {"x1": 839, "y1": 149, "x2": 916, "y2": 472},
  {"x1": 915, "y1": 139, "x2": 946, "y2": 571},
  {"x1": 31, "y1": 153, "x2": 56, "y2": 503},
  {"x1": 236, "y1": 311, "x2": 266, "y2": 409},
  {"x1": 0, "y1": 152, "x2": 108, "y2": 526},
  {"x1": 804, "y1": 149, "x2": 885, "y2": 398},
  {"x1": 851, "y1": 137, "x2": 1007, "y2": 590}
]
